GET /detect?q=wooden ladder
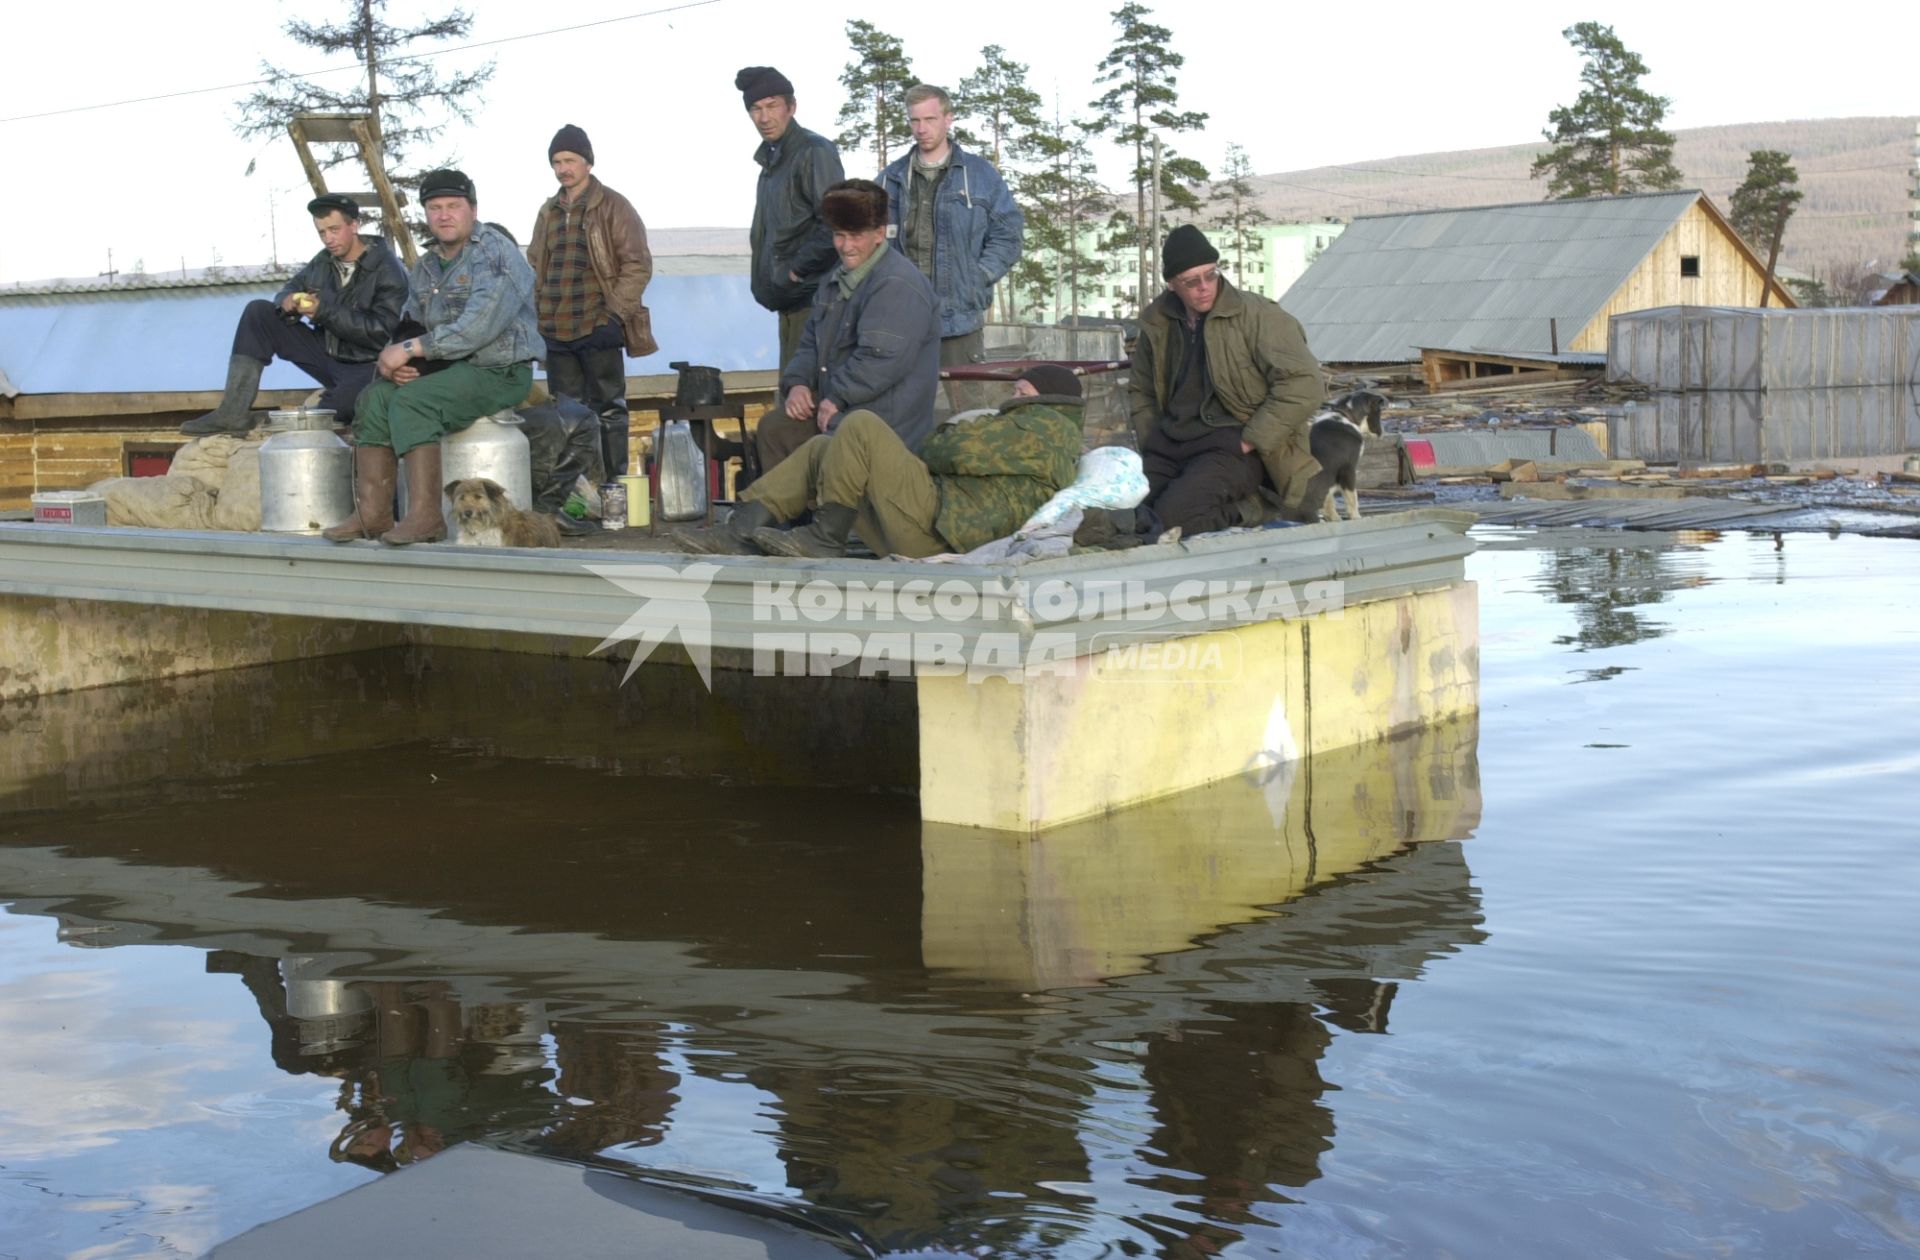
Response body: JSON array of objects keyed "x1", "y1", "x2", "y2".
[{"x1": 286, "y1": 112, "x2": 416, "y2": 266}]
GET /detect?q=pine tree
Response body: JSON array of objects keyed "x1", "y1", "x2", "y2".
[
  {"x1": 1530, "y1": 22, "x2": 1682, "y2": 199},
  {"x1": 835, "y1": 20, "x2": 917, "y2": 172},
  {"x1": 235, "y1": 0, "x2": 494, "y2": 231},
  {"x1": 1207, "y1": 143, "x2": 1271, "y2": 282},
  {"x1": 1087, "y1": 2, "x2": 1210, "y2": 307},
  {"x1": 1015, "y1": 108, "x2": 1115, "y2": 320},
  {"x1": 956, "y1": 45, "x2": 1043, "y2": 171},
  {"x1": 1728, "y1": 149, "x2": 1802, "y2": 304},
  {"x1": 957, "y1": 45, "x2": 1045, "y2": 319}
]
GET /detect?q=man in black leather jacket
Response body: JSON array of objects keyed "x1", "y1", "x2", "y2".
[
  {"x1": 183, "y1": 194, "x2": 410, "y2": 434},
  {"x1": 738, "y1": 66, "x2": 845, "y2": 374}
]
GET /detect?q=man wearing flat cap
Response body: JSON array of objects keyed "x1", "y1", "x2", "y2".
[
  {"x1": 753, "y1": 178, "x2": 939, "y2": 476},
  {"x1": 737, "y1": 66, "x2": 844, "y2": 404},
  {"x1": 183, "y1": 193, "x2": 408, "y2": 435},
  {"x1": 677, "y1": 362, "x2": 1084, "y2": 560},
  {"x1": 1128, "y1": 224, "x2": 1331, "y2": 533},
  {"x1": 528, "y1": 123, "x2": 656, "y2": 477},
  {"x1": 323, "y1": 169, "x2": 540, "y2": 545}
]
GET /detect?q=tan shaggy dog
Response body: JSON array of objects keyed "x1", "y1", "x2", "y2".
[{"x1": 444, "y1": 477, "x2": 562, "y2": 548}]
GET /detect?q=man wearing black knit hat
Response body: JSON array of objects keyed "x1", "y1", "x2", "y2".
[
  {"x1": 528, "y1": 123, "x2": 656, "y2": 477},
  {"x1": 1127, "y1": 224, "x2": 1331, "y2": 532},
  {"x1": 737, "y1": 65, "x2": 844, "y2": 386}
]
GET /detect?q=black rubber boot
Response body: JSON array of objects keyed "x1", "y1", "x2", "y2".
[
  {"x1": 672, "y1": 500, "x2": 777, "y2": 555},
  {"x1": 181, "y1": 355, "x2": 266, "y2": 435},
  {"x1": 587, "y1": 348, "x2": 632, "y2": 476},
  {"x1": 752, "y1": 502, "x2": 857, "y2": 559}
]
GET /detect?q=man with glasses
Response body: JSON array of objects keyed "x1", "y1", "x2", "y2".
[{"x1": 1127, "y1": 225, "x2": 1330, "y2": 533}]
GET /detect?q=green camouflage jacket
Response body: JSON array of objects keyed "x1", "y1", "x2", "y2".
[{"x1": 921, "y1": 396, "x2": 1083, "y2": 551}]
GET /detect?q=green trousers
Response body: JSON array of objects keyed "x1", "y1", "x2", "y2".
[
  {"x1": 353, "y1": 361, "x2": 533, "y2": 455},
  {"x1": 743, "y1": 410, "x2": 947, "y2": 558}
]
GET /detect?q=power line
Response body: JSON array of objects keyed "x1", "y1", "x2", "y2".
[{"x1": 0, "y1": 1, "x2": 719, "y2": 125}]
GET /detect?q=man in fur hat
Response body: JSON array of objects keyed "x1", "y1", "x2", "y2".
[{"x1": 753, "y1": 178, "x2": 940, "y2": 472}]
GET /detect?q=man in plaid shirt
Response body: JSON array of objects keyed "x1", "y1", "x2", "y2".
[{"x1": 529, "y1": 123, "x2": 656, "y2": 477}]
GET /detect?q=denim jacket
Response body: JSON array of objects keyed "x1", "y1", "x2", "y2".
[
  {"x1": 407, "y1": 223, "x2": 541, "y2": 368},
  {"x1": 879, "y1": 142, "x2": 1024, "y2": 338}
]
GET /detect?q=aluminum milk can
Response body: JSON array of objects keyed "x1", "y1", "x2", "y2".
[
  {"x1": 656, "y1": 418, "x2": 709, "y2": 521},
  {"x1": 259, "y1": 409, "x2": 353, "y2": 534},
  {"x1": 398, "y1": 409, "x2": 532, "y2": 522}
]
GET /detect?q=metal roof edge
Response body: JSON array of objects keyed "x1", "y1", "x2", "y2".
[{"x1": 1348, "y1": 188, "x2": 1705, "y2": 224}]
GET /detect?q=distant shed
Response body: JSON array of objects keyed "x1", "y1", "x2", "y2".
[{"x1": 1279, "y1": 189, "x2": 1795, "y2": 381}]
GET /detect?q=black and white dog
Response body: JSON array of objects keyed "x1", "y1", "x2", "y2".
[{"x1": 1307, "y1": 389, "x2": 1386, "y2": 522}]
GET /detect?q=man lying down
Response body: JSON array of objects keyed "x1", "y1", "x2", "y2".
[{"x1": 674, "y1": 363, "x2": 1085, "y2": 560}]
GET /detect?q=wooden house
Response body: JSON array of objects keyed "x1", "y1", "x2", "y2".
[{"x1": 1278, "y1": 190, "x2": 1795, "y2": 389}]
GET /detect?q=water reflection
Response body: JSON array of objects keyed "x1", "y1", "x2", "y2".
[
  {"x1": 0, "y1": 653, "x2": 1484, "y2": 1256},
  {"x1": 1539, "y1": 544, "x2": 1713, "y2": 653},
  {"x1": 1607, "y1": 386, "x2": 1920, "y2": 462}
]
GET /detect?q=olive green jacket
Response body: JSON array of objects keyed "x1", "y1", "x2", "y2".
[
  {"x1": 921, "y1": 397, "x2": 1083, "y2": 552},
  {"x1": 1127, "y1": 280, "x2": 1325, "y2": 497}
]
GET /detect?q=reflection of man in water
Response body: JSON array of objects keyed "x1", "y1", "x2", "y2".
[{"x1": 208, "y1": 955, "x2": 558, "y2": 1173}]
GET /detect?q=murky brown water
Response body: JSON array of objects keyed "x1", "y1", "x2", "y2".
[{"x1": 2, "y1": 529, "x2": 1917, "y2": 1257}]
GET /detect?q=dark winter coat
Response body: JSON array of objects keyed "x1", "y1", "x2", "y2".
[
  {"x1": 780, "y1": 244, "x2": 942, "y2": 452},
  {"x1": 748, "y1": 122, "x2": 846, "y2": 314}
]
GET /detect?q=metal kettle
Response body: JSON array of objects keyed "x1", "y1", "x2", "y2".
[{"x1": 668, "y1": 361, "x2": 725, "y2": 410}]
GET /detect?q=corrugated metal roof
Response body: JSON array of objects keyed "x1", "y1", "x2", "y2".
[
  {"x1": 1281, "y1": 190, "x2": 1705, "y2": 364},
  {"x1": 0, "y1": 270, "x2": 775, "y2": 395}
]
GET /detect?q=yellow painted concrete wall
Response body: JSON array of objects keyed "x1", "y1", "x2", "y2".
[
  {"x1": 917, "y1": 582, "x2": 1480, "y2": 832},
  {"x1": 920, "y1": 715, "x2": 1481, "y2": 987}
]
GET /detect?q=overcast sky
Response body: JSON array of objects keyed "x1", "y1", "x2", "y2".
[{"x1": 0, "y1": 0, "x2": 1912, "y2": 285}]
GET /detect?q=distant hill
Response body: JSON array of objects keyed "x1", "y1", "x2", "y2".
[{"x1": 1249, "y1": 116, "x2": 1916, "y2": 285}]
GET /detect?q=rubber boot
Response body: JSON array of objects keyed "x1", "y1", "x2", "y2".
[
  {"x1": 587, "y1": 347, "x2": 632, "y2": 476},
  {"x1": 380, "y1": 444, "x2": 448, "y2": 545},
  {"x1": 181, "y1": 355, "x2": 267, "y2": 435},
  {"x1": 322, "y1": 444, "x2": 398, "y2": 541},
  {"x1": 753, "y1": 502, "x2": 857, "y2": 559},
  {"x1": 672, "y1": 500, "x2": 776, "y2": 555}
]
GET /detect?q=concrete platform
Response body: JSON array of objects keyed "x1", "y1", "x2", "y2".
[
  {"x1": 0, "y1": 510, "x2": 1480, "y2": 830},
  {"x1": 207, "y1": 1145, "x2": 863, "y2": 1259}
]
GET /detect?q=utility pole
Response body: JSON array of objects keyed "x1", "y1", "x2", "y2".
[
  {"x1": 99, "y1": 249, "x2": 117, "y2": 285},
  {"x1": 1150, "y1": 134, "x2": 1163, "y2": 306}
]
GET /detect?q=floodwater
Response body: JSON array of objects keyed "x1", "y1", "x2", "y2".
[{"x1": 2, "y1": 529, "x2": 1918, "y2": 1258}]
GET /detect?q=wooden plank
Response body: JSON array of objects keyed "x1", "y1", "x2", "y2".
[{"x1": 13, "y1": 390, "x2": 311, "y2": 420}]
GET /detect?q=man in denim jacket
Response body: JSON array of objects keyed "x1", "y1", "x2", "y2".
[
  {"x1": 878, "y1": 85, "x2": 1023, "y2": 374},
  {"x1": 324, "y1": 169, "x2": 540, "y2": 545}
]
